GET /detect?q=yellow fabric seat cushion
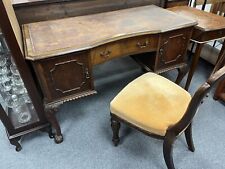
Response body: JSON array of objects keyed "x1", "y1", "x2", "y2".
[{"x1": 110, "y1": 73, "x2": 191, "y2": 136}]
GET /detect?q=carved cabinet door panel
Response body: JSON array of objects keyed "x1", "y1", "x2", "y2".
[
  {"x1": 32, "y1": 51, "x2": 95, "y2": 104},
  {"x1": 155, "y1": 27, "x2": 193, "y2": 72}
]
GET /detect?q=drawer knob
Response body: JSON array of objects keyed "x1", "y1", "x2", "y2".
[
  {"x1": 100, "y1": 50, "x2": 111, "y2": 59},
  {"x1": 85, "y1": 68, "x2": 90, "y2": 79},
  {"x1": 137, "y1": 40, "x2": 149, "y2": 49}
]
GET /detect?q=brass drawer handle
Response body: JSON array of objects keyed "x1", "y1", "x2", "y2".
[
  {"x1": 100, "y1": 50, "x2": 111, "y2": 59},
  {"x1": 137, "y1": 40, "x2": 149, "y2": 49},
  {"x1": 85, "y1": 68, "x2": 90, "y2": 79}
]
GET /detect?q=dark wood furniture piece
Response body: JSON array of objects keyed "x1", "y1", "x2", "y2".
[
  {"x1": 110, "y1": 55, "x2": 225, "y2": 169},
  {"x1": 214, "y1": 80, "x2": 225, "y2": 102},
  {"x1": 214, "y1": 49, "x2": 225, "y2": 102},
  {"x1": 165, "y1": 0, "x2": 189, "y2": 8},
  {"x1": 12, "y1": 0, "x2": 190, "y2": 24},
  {"x1": 12, "y1": 0, "x2": 165, "y2": 24},
  {"x1": 0, "y1": 4, "x2": 52, "y2": 151},
  {"x1": 169, "y1": 6, "x2": 225, "y2": 90},
  {"x1": 21, "y1": 5, "x2": 196, "y2": 143}
]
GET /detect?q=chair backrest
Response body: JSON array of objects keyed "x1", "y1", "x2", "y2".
[
  {"x1": 171, "y1": 51, "x2": 225, "y2": 135},
  {"x1": 0, "y1": 0, "x2": 23, "y2": 54}
]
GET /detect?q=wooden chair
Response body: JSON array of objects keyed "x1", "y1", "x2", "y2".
[{"x1": 110, "y1": 52, "x2": 225, "y2": 169}]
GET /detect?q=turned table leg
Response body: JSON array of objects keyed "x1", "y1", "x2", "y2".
[
  {"x1": 45, "y1": 108, "x2": 63, "y2": 144},
  {"x1": 185, "y1": 43, "x2": 204, "y2": 90}
]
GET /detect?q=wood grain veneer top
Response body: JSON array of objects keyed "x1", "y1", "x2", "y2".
[
  {"x1": 23, "y1": 5, "x2": 197, "y2": 60},
  {"x1": 168, "y1": 6, "x2": 225, "y2": 32}
]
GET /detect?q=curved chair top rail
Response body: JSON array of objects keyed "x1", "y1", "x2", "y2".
[
  {"x1": 22, "y1": 5, "x2": 197, "y2": 60},
  {"x1": 170, "y1": 52, "x2": 225, "y2": 135}
]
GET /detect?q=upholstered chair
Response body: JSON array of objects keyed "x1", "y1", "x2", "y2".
[{"x1": 110, "y1": 53, "x2": 225, "y2": 169}]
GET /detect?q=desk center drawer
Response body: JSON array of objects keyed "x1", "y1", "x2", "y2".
[{"x1": 91, "y1": 35, "x2": 158, "y2": 65}]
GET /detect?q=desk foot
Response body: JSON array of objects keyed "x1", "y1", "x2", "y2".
[
  {"x1": 54, "y1": 134, "x2": 63, "y2": 144},
  {"x1": 45, "y1": 107, "x2": 63, "y2": 144},
  {"x1": 40, "y1": 126, "x2": 54, "y2": 139}
]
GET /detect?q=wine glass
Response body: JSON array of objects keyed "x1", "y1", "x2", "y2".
[
  {"x1": 10, "y1": 64, "x2": 19, "y2": 75},
  {"x1": 16, "y1": 104, "x2": 32, "y2": 124},
  {"x1": 11, "y1": 74, "x2": 24, "y2": 85},
  {"x1": 0, "y1": 55, "x2": 6, "y2": 66},
  {"x1": 0, "y1": 73, "x2": 11, "y2": 83}
]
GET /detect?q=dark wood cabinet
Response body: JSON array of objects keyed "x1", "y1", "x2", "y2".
[
  {"x1": 32, "y1": 51, "x2": 96, "y2": 105},
  {"x1": 156, "y1": 27, "x2": 193, "y2": 72}
]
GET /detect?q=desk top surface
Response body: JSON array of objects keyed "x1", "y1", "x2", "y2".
[
  {"x1": 168, "y1": 6, "x2": 225, "y2": 32},
  {"x1": 23, "y1": 5, "x2": 196, "y2": 60}
]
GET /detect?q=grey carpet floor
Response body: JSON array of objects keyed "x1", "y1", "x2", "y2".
[{"x1": 0, "y1": 56, "x2": 224, "y2": 169}]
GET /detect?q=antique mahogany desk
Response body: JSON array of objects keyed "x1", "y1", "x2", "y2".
[
  {"x1": 22, "y1": 5, "x2": 196, "y2": 143},
  {"x1": 169, "y1": 6, "x2": 225, "y2": 90}
]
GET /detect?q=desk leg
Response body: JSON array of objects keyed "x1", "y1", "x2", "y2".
[
  {"x1": 45, "y1": 108, "x2": 63, "y2": 144},
  {"x1": 185, "y1": 43, "x2": 204, "y2": 90}
]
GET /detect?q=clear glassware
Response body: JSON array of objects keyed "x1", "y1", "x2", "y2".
[
  {"x1": 5, "y1": 94, "x2": 22, "y2": 108},
  {"x1": 2, "y1": 80, "x2": 12, "y2": 92},
  {"x1": 16, "y1": 104, "x2": 32, "y2": 124},
  {"x1": 11, "y1": 84, "x2": 26, "y2": 95},
  {"x1": 0, "y1": 73, "x2": 11, "y2": 83},
  {"x1": 10, "y1": 64, "x2": 19, "y2": 75},
  {"x1": 0, "y1": 43, "x2": 4, "y2": 54},
  {"x1": 22, "y1": 92, "x2": 31, "y2": 103},
  {"x1": 0, "y1": 66, "x2": 9, "y2": 74},
  {"x1": 12, "y1": 74, "x2": 24, "y2": 85},
  {"x1": 0, "y1": 55, "x2": 6, "y2": 66}
]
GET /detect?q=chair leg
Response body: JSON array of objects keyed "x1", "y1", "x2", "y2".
[
  {"x1": 111, "y1": 116, "x2": 120, "y2": 146},
  {"x1": 163, "y1": 132, "x2": 176, "y2": 169},
  {"x1": 175, "y1": 64, "x2": 188, "y2": 85},
  {"x1": 185, "y1": 123, "x2": 195, "y2": 152}
]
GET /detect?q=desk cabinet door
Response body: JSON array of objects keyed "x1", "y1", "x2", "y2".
[
  {"x1": 32, "y1": 52, "x2": 95, "y2": 104},
  {"x1": 155, "y1": 27, "x2": 192, "y2": 72}
]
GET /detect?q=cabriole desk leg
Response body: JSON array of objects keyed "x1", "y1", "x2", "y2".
[
  {"x1": 45, "y1": 107, "x2": 63, "y2": 144},
  {"x1": 185, "y1": 43, "x2": 204, "y2": 90}
]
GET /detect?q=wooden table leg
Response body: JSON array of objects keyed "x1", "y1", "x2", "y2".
[
  {"x1": 185, "y1": 43, "x2": 204, "y2": 90},
  {"x1": 45, "y1": 108, "x2": 63, "y2": 144},
  {"x1": 216, "y1": 40, "x2": 225, "y2": 64}
]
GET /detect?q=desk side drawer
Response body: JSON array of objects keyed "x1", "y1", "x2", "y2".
[
  {"x1": 32, "y1": 51, "x2": 95, "y2": 104},
  {"x1": 91, "y1": 35, "x2": 158, "y2": 65}
]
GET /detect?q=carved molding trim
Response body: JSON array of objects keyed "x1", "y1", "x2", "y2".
[{"x1": 44, "y1": 90, "x2": 97, "y2": 110}]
